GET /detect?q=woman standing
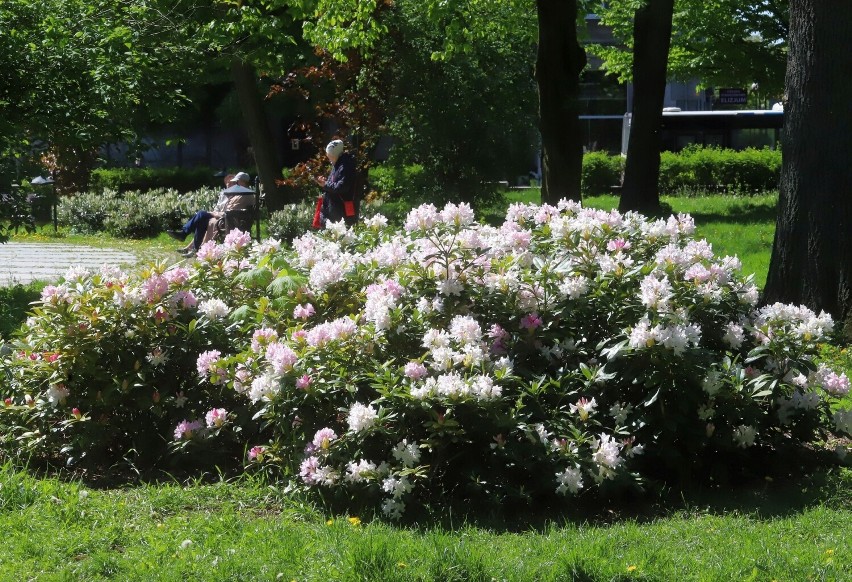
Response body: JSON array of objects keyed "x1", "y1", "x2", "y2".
[{"x1": 316, "y1": 139, "x2": 359, "y2": 227}]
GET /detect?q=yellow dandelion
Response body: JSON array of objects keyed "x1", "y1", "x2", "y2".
[
  {"x1": 627, "y1": 565, "x2": 637, "y2": 572},
  {"x1": 348, "y1": 516, "x2": 361, "y2": 526},
  {"x1": 326, "y1": 519, "x2": 334, "y2": 526}
]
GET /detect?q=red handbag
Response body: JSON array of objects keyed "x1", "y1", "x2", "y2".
[{"x1": 312, "y1": 195, "x2": 323, "y2": 229}]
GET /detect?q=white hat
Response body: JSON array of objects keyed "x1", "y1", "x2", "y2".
[
  {"x1": 325, "y1": 140, "x2": 344, "y2": 158},
  {"x1": 228, "y1": 171, "x2": 251, "y2": 184}
]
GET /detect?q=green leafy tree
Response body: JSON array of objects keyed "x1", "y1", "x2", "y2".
[
  {"x1": 667, "y1": 0, "x2": 788, "y2": 101},
  {"x1": 306, "y1": 0, "x2": 587, "y2": 204},
  {"x1": 367, "y1": 0, "x2": 538, "y2": 205},
  {"x1": 590, "y1": 0, "x2": 788, "y2": 95},
  {"x1": 0, "y1": 0, "x2": 197, "y2": 192}
]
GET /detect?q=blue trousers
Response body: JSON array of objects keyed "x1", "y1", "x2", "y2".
[{"x1": 181, "y1": 211, "x2": 214, "y2": 250}]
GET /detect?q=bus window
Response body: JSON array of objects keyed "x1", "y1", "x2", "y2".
[
  {"x1": 704, "y1": 133, "x2": 725, "y2": 148},
  {"x1": 731, "y1": 128, "x2": 778, "y2": 150},
  {"x1": 622, "y1": 110, "x2": 784, "y2": 154},
  {"x1": 675, "y1": 134, "x2": 699, "y2": 150}
]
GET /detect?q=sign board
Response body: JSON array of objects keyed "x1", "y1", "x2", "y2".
[{"x1": 718, "y1": 88, "x2": 748, "y2": 105}]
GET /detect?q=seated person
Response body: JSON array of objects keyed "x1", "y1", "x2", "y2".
[{"x1": 167, "y1": 171, "x2": 255, "y2": 256}]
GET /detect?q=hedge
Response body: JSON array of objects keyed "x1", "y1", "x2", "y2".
[{"x1": 89, "y1": 167, "x2": 222, "y2": 194}]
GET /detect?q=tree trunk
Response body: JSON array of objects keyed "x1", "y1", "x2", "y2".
[
  {"x1": 618, "y1": 0, "x2": 675, "y2": 215},
  {"x1": 231, "y1": 59, "x2": 288, "y2": 211},
  {"x1": 535, "y1": 0, "x2": 586, "y2": 204},
  {"x1": 763, "y1": 0, "x2": 852, "y2": 333}
]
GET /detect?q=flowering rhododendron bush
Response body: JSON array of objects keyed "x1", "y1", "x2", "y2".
[{"x1": 2, "y1": 204, "x2": 851, "y2": 517}]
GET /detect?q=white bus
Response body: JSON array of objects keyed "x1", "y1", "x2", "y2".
[{"x1": 620, "y1": 108, "x2": 784, "y2": 155}]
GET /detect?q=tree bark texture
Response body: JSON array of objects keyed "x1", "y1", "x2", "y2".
[
  {"x1": 618, "y1": 0, "x2": 674, "y2": 215},
  {"x1": 535, "y1": 0, "x2": 586, "y2": 204},
  {"x1": 763, "y1": 0, "x2": 852, "y2": 331},
  {"x1": 231, "y1": 59, "x2": 287, "y2": 211}
]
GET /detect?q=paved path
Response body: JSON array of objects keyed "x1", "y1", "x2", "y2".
[{"x1": 0, "y1": 242, "x2": 141, "y2": 287}]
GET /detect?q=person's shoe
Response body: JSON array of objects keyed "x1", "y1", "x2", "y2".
[
  {"x1": 166, "y1": 229, "x2": 186, "y2": 241},
  {"x1": 181, "y1": 248, "x2": 196, "y2": 258}
]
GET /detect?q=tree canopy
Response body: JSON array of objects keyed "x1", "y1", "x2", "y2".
[{"x1": 590, "y1": 0, "x2": 788, "y2": 99}]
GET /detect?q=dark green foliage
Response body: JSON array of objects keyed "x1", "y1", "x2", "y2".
[
  {"x1": 0, "y1": 283, "x2": 43, "y2": 340},
  {"x1": 0, "y1": 188, "x2": 37, "y2": 242},
  {"x1": 658, "y1": 146, "x2": 782, "y2": 195},
  {"x1": 267, "y1": 201, "x2": 316, "y2": 244},
  {"x1": 575, "y1": 147, "x2": 780, "y2": 197},
  {"x1": 581, "y1": 152, "x2": 625, "y2": 196},
  {"x1": 89, "y1": 167, "x2": 221, "y2": 194},
  {"x1": 369, "y1": 0, "x2": 538, "y2": 208},
  {"x1": 57, "y1": 188, "x2": 218, "y2": 238}
]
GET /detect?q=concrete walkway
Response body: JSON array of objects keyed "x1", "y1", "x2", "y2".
[{"x1": 0, "y1": 242, "x2": 141, "y2": 287}]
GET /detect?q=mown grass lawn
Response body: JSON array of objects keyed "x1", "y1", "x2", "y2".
[{"x1": 1, "y1": 462, "x2": 850, "y2": 581}]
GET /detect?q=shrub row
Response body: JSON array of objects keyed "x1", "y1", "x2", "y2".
[
  {"x1": 368, "y1": 148, "x2": 779, "y2": 199},
  {"x1": 2, "y1": 204, "x2": 848, "y2": 518},
  {"x1": 57, "y1": 188, "x2": 219, "y2": 238},
  {"x1": 89, "y1": 167, "x2": 222, "y2": 194},
  {"x1": 582, "y1": 147, "x2": 782, "y2": 196},
  {"x1": 658, "y1": 146, "x2": 782, "y2": 194}
]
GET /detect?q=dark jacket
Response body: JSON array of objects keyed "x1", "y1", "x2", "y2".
[{"x1": 321, "y1": 152, "x2": 359, "y2": 226}]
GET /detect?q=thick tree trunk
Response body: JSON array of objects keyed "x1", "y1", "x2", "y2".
[
  {"x1": 535, "y1": 0, "x2": 586, "y2": 204},
  {"x1": 618, "y1": 0, "x2": 674, "y2": 215},
  {"x1": 231, "y1": 59, "x2": 288, "y2": 211},
  {"x1": 763, "y1": 1, "x2": 852, "y2": 333}
]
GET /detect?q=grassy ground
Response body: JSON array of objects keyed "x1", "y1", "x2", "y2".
[{"x1": 1, "y1": 462, "x2": 849, "y2": 581}]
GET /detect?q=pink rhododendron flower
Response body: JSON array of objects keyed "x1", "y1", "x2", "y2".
[
  {"x1": 296, "y1": 374, "x2": 312, "y2": 390},
  {"x1": 196, "y1": 240, "x2": 225, "y2": 262},
  {"x1": 299, "y1": 456, "x2": 321, "y2": 484},
  {"x1": 606, "y1": 238, "x2": 631, "y2": 252},
  {"x1": 205, "y1": 408, "x2": 228, "y2": 428},
  {"x1": 142, "y1": 274, "x2": 169, "y2": 303},
  {"x1": 41, "y1": 285, "x2": 70, "y2": 304},
  {"x1": 223, "y1": 228, "x2": 252, "y2": 250},
  {"x1": 251, "y1": 328, "x2": 279, "y2": 353},
  {"x1": 174, "y1": 419, "x2": 203, "y2": 440},
  {"x1": 570, "y1": 397, "x2": 598, "y2": 421},
  {"x1": 164, "y1": 267, "x2": 190, "y2": 285},
  {"x1": 311, "y1": 428, "x2": 337, "y2": 451},
  {"x1": 248, "y1": 446, "x2": 266, "y2": 461},
  {"x1": 520, "y1": 313, "x2": 542, "y2": 331},
  {"x1": 404, "y1": 203, "x2": 439, "y2": 232},
  {"x1": 293, "y1": 303, "x2": 316, "y2": 320},
  {"x1": 196, "y1": 350, "x2": 223, "y2": 378},
  {"x1": 404, "y1": 362, "x2": 428, "y2": 380},
  {"x1": 172, "y1": 290, "x2": 197, "y2": 309},
  {"x1": 266, "y1": 342, "x2": 298, "y2": 374}
]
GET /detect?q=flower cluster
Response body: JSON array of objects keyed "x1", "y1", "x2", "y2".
[{"x1": 3, "y1": 207, "x2": 848, "y2": 519}]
